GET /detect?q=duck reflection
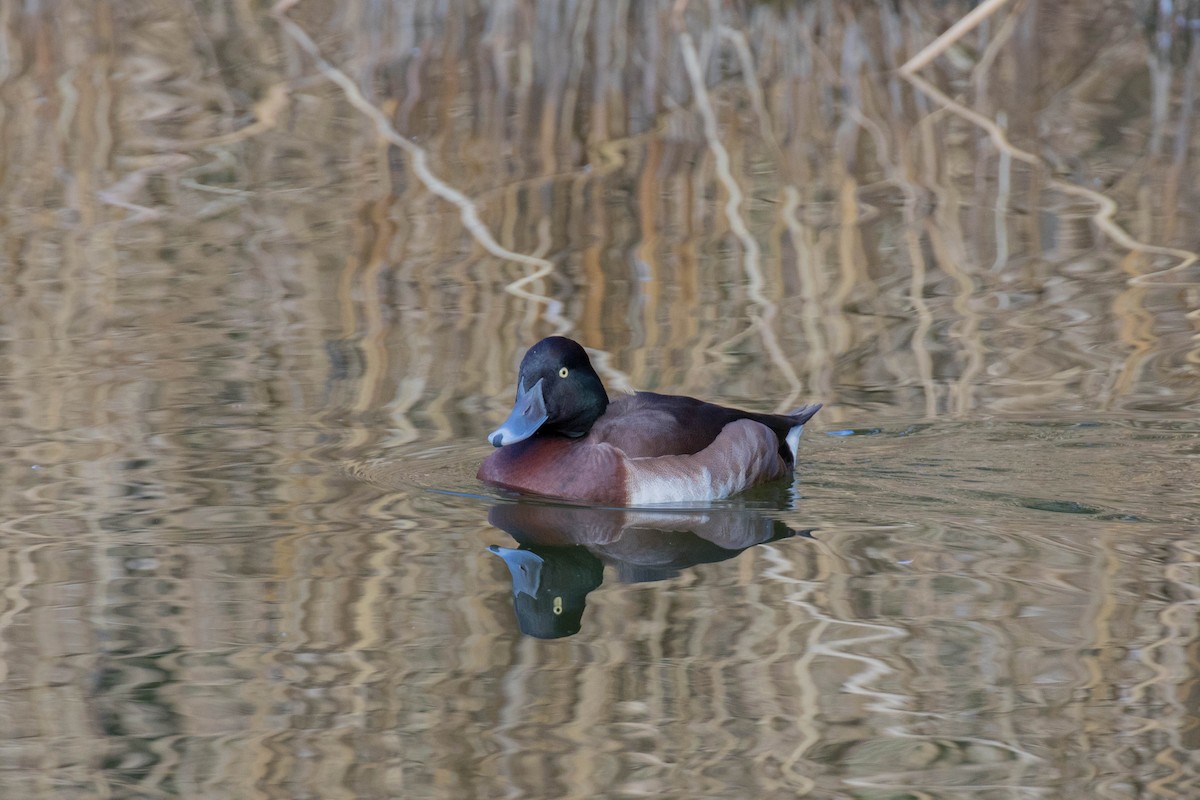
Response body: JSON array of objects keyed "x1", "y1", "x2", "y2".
[{"x1": 487, "y1": 500, "x2": 811, "y2": 638}]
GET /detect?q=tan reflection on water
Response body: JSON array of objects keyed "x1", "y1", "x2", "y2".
[{"x1": 1, "y1": 1, "x2": 1198, "y2": 798}]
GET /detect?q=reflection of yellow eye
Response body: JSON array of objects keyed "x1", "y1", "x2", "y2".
[{"x1": 559, "y1": 367, "x2": 569, "y2": 378}]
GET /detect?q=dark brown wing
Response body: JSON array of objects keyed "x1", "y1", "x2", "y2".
[{"x1": 588, "y1": 392, "x2": 820, "y2": 461}]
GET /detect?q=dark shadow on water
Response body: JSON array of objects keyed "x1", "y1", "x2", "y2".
[{"x1": 486, "y1": 495, "x2": 814, "y2": 639}]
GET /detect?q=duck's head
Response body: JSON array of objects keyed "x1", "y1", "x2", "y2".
[{"x1": 488, "y1": 336, "x2": 609, "y2": 447}]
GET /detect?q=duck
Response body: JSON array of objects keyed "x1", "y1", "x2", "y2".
[{"x1": 477, "y1": 336, "x2": 821, "y2": 505}]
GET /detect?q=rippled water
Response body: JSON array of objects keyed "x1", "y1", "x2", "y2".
[{"x1": 2, "y1": 1, "x2": 1199, "y2": 798}]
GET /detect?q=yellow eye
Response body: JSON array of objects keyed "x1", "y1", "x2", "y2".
[
  {"x1": 553, "y1": 596, "x2": 563, "y2": 615},
  {"x1": 559, "y1": 367, "x2": 569, "y2": 378}
]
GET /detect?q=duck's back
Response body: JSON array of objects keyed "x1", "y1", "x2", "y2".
[{"x1": 588, "y1": 392, "x2": 814, "y2": 461}]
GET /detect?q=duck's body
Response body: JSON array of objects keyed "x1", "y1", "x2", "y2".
[
  {"x1": 479, "y1": 392, "x2": 821, "y2": 505},
  {"x1": 477, "y1": 337, "x2": 821, "y2": 506}
]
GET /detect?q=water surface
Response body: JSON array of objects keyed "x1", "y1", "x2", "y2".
[{"x1": 1, "y1": 2, "x2": 1198, "y2": 798}]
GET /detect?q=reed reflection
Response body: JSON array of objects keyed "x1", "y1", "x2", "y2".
[{"x1": 487, "y1": 500, "x2": 812, "y2": 638}]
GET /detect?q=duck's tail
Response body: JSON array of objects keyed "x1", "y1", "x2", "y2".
[{"x1": 784, "y1": 403, "x2": 823, "y2": 464}]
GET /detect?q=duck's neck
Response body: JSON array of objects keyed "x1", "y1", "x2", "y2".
[{"x1": 553, "y1": 381, "x2": 608, "y2": 438}]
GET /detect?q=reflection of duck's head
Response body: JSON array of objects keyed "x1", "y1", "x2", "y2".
[{"x1": 488, "y1": 544, "x2": 603, "y2": 639}]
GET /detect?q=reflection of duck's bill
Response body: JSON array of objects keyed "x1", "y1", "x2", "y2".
[{"x1": 487, "y1": 545, "x2": 543, "y2": 597}]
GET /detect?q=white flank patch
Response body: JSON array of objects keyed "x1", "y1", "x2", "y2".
[
  {"x1": 625, "y1": 420, "x2": 786, "y2": 505},
  {"x1": 628, "y1": 466, "x2": 713, "y2": 506}
]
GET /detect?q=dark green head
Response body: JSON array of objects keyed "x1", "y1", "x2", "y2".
[{"x1": 489, "y1": 336, "x2": 609, "y2": 447}]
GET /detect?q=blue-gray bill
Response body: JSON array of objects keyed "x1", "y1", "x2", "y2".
[{"x1": 489, "y1": 378, "x2": 547, "y2": 447}]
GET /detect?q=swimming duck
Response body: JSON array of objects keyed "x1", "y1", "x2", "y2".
[{"x1": 477, "y1": 336, "x2": 821, "y2": 505}]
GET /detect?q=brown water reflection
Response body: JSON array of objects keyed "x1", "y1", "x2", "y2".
[{"x1": 2, "y1": 0, "x2": 1199, "y2": 798}]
